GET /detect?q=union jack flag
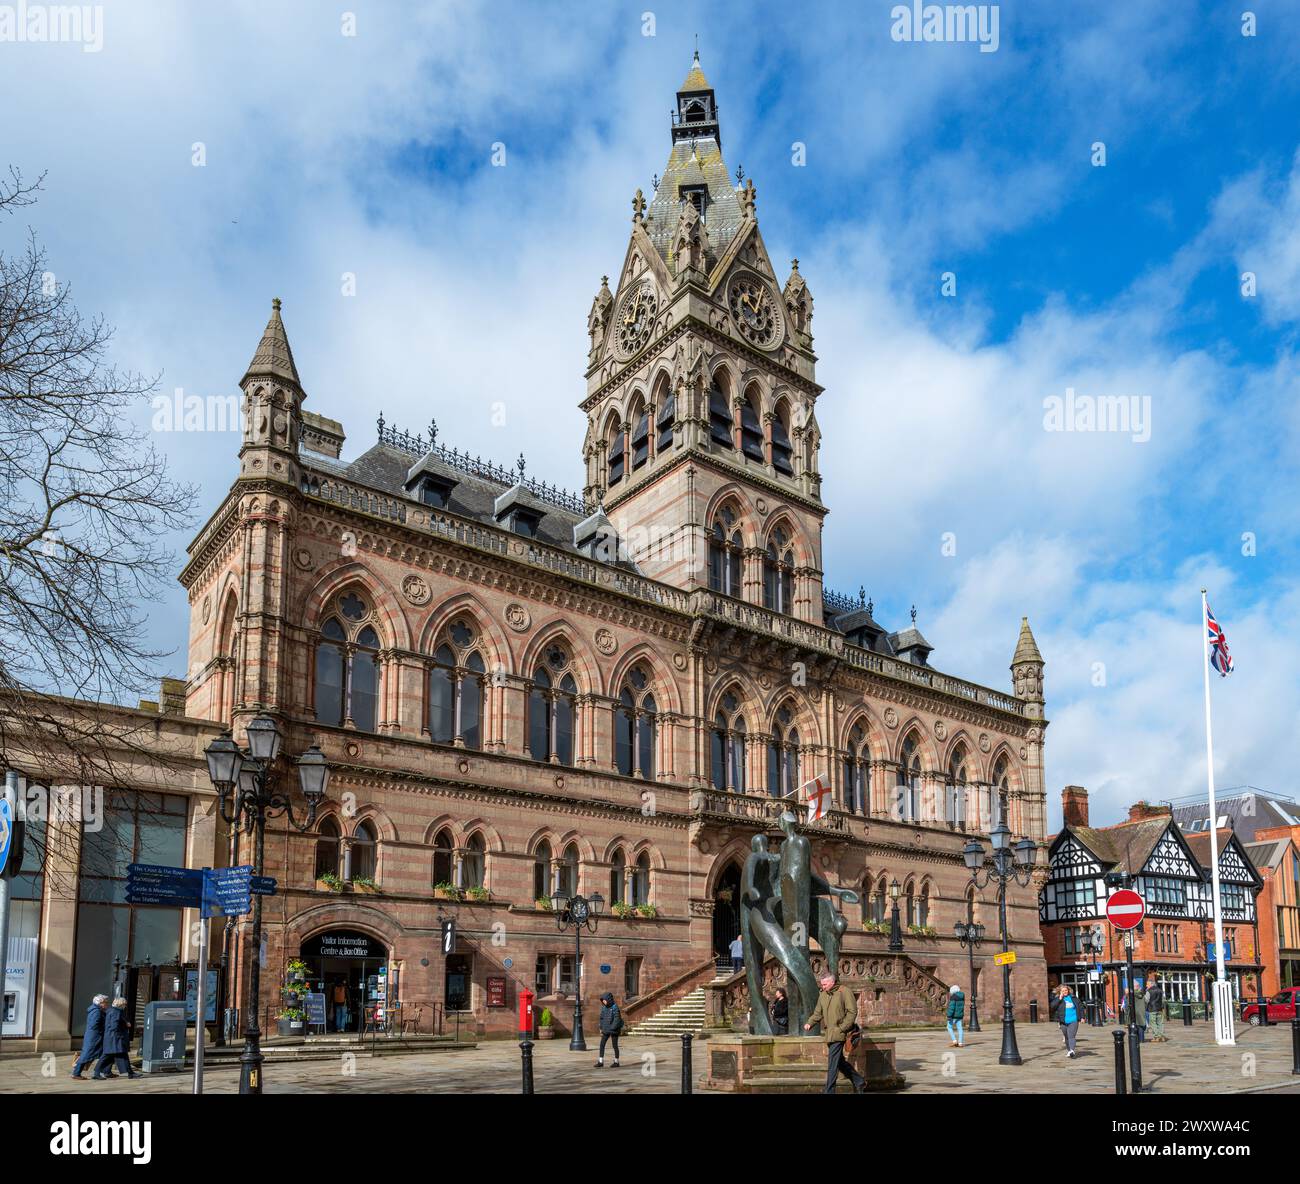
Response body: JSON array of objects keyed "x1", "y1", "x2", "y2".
[{"x1": 1206, "y1": 603, "x2": 1234, "y2": 677}]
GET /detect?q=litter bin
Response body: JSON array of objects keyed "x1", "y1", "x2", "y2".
[{"x1": 141, "y1": 999, "x2": 187, "y2": 1073}]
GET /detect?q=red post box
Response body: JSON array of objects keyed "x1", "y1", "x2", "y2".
[{"x1": 518, "y1": 987, "x2": 535, "y2": 1037}]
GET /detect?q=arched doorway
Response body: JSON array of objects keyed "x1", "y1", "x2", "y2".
[
  {"x1": 299, "y1": 928, "x2": 391, "y2": 1034},
  {"x1": 712, "y1": 862, "x2": 742, "y2": 960}
]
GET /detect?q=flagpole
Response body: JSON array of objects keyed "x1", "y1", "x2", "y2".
[{"x1": 1201, "y1": 588, "x2": 1235, "y2": 1045}]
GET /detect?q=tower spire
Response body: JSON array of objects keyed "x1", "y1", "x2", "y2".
[{"x1": 241, "y1": 297, "x2": 301, "y2": 388}]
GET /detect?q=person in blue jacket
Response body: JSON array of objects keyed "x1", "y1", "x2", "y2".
[
  {"x1": 70, "y1": 994, "x2": 108, "y2": 1078},
  {"x1": 945, "y1": 983, "x2": 966, "y2": 1047},
  {"x1": 1054, "y1": 983, "x2": 1081, "y2": 1058},
  {"x1": 93, "y1": 997, "x2": 139, "y2": 1080}
]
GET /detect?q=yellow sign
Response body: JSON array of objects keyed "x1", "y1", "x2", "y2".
[{"x1": 993, "y1": 951, "x2": 1017, "y2": 966}]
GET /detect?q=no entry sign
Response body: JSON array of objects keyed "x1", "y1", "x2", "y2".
[{"x1": 1106, "y1": 889, "x2": 1145, "y2": 931}]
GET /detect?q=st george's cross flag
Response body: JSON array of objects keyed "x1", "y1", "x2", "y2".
[
  {"x1": 1206, "y1": 603, "x2": 1234, "y2": 677},
  {"x1": 802, "y1": 776, "x2": 832, "y2": 822}
]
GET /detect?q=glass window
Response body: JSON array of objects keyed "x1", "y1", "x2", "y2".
[
  {"x1": 534, "y1": 841, "x2": 552, "y2": 900},
  {"x1": 463, "y1": 833, "x2": 485, "y2": 889},
  {"x1": 610, "y1": 850, "x2": 626, "y2": 904},
  {"x1": 625, "y1": 957, "x2": 642, "y2": 999},
  {"x1": 631, "y1": 852, "x2": 650, "y2": 906},
  {"x1": 351, "y1": 821, "x2": 377, "y2": 881},
  {"x1": 315, "y1": 816, "x2": 340, "y2": 879}
]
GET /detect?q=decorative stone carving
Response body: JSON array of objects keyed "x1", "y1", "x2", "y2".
[
  {"x1": 933, "y1": 720, "x2": 946, "y2": 740},
  {"x1": 595, "y1": 628, "x2": 618, "y2": 655},
  {"x1": 401, "y1": 574, "x2": 431, "y2": 605},
  {"x1": 672, "y1": 652, "x2": 688, "y2": 670},
  {"x1": 292, "y1": 547, "x2": 314, "y2": 570},
  {"x1": 201, "y1": 596, "x2": 211, "y2": 624},
  {"x1": 505, "y1": 603, "x2": 531, "y2": 632},
  {"x1": 978, "y1": 733, "x2": 991, "y2": 753},
  {"x1": 1019, "y1": 747, "x2": 1028, "y2": 759},
  {"x1": 883, "y1": 707, "x2": 898, "y2": 729}
]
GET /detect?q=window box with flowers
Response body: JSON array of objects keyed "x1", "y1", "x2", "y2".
[
  {"x1": 861, "y1": 920, "x2": 890, "y2": 935},
  {"x1": 612, "y1": 901, "x2": 636, "y2": 919},
  {"x1": 907, "y1": 924, "x2": 938, "y2": 939},
  {"x1": 465, "y1": 885, "x2": 490, "y2": 902},
  {"x1": 317, "y1": 872, "x2": 345, "y2": 893},
  {"x1": 634, "y1": 903, "x2": 658, "y2": 919},
  {"x1": 534, "y1": 895, "x2": 553, "y2": 912},
  {"x1": 434, "y1": 881, "x2": 461, "y2": 901},
  {"x1": 352, "y1": 875, "x2": 380, "y2": 894}
]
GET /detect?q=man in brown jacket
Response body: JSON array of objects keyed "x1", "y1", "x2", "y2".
[{"x1": 804, "y1": 972, "x2": 865, "y2": 1093}]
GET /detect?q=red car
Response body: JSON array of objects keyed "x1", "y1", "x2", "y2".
[{"x1": 1241, "y1": 986, "x2": 1300, "y2": 1025}]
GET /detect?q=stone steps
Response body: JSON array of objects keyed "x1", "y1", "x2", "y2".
[{"x1": 628, "y1": 988, "x2": 708, "y2": 1036}]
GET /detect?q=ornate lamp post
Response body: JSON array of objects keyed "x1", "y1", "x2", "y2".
[
  {"x1": 552, "y1": 889, "x2": 605, "y2": 1051},
  {"x1": 963, "y1": 824, "x2": 1038, "y2": 1066},
  {"x1": 205, "y1": 720, "x2": 329, "y2": 1095},
  {"x1": 1079, "y1": 925, "x2": 1106, "y2": 1024},
  {"x1": 953, "y1": 917, "x2": 986, "y2": 1032},
  {"x1": 888, "y1": 878, "x2": 904, "y2": 952}
]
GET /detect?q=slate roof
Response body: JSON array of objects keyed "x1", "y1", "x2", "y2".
[
  {"x1": 645, "y1": 138, "x2": 745, "y2": 273},
  {"x1": 1012, "y1": 617, "x2": 1043, "y2": 665},
  {"x1": 1243, "y1": 838, "x2": 1291, "y2": 873},
  {"x1": 1171, "y1": 791, "x2": 1300, "y2": 842},
  {"x1": 1065, "y1": 817, "x2": 1172, "y2": 875}
]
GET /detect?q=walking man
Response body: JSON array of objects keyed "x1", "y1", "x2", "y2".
[
  {"x1": 804, "y1": 972, "x2": 865, "y2": 1094},
  {"x1": 1146, "y1": 975, "x2": 1165, "y2": 1041},
  {"x1": 729, "y1": 933, "x2": 744, "y2": 975}
]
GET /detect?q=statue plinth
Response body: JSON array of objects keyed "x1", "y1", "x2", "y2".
[{"x1": 700, "y1": 1033, "x2": 905, "y2": 1093}]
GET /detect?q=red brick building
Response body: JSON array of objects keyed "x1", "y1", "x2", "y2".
[{"x1": 1039, "y1": 789, "x2": 1264, "y2": 1015}]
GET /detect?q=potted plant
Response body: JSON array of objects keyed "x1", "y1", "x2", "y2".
[
  {"x1": 466, "y1": 884, "x2": 490, "y2": 901},
  {"x1": 352, "y1": 875, "x2": 379, "y2": 893},
  {"x1": 536, "y1": 1007, "x2": 555, "y2": 1039},
  {"x1": 285, "y1": 958, "x2": 309, "y2": 986},
  {"x1": 634, "y1": 902, "x2": 658, "y2": 919},
  {"x1": 434, "y1": 880, "x2": 461, "y2": 901},
  {"x1": 612, "y1": 901, "x2": 635, "y2": 919},
  {"x1": 317, "y1": 871, "x2": 344, "y2": 892},
  {"x1": 907, "y1": 923, "x2": 937, "y2": 938},
  {"x1": 862, "y1": 920, "x2": 889, "y2": 935},
  {"x1": 276, "y1": 1006, "x2": 306, "y2": 1037},
  {"x1": 534, "y1": 895, "x2": 552, "y2": 911}
]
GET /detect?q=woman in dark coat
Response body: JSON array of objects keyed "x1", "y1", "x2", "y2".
[
  {"x1": 594, "y1": 992, "x2": 623, "y2": 1068},
  {"x1": 771, "y1": 987, "x2": 790, "y2": 1035},
  {"x1": 93, "y1": 998, "x2": 138, "y2": 1079},
  {"x1": 70, "y1": 995, "x2": 108, "y2": 1078}
]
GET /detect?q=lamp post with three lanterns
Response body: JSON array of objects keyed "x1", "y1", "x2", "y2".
[{"x1": 204, "y1": 717, "x2": 330, "y2": 1095}]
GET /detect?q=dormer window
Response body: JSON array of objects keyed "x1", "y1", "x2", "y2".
[
  {"x1": 508, "y1": 509, "x2": 542, "y2": 538},
  {"x1": 681, "y1": 184, "x2": 708, "y2": 220},
  {"x1": 404, "y1": 456, "x2": 458, "y2": 509},
  {"x1": 418, "y1": 475, "x2": 455, "y2": 509}
]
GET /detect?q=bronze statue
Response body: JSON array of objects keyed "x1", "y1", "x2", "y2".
[{"x1": 740, "y1": 809, "x2": 858, "y2": 1034}]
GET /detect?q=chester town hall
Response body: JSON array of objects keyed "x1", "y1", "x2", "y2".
[{"x1": 4, "y1": 56, "x2": 1049, "y2": 1048}]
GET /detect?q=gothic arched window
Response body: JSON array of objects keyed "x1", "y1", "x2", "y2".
[
  {"x1": 610, "y1": 849, "x2": 626, "y2": 904},
  {"x1": 708, "y1": 378, "x2": 735, "y2": 449},
  {"x1": 873, "y1": 876, "x2": 888, "y2": 924},
  {"x1": 993, "y1": 756, "x2": 1011, "y2": 831},
  {"x1": 711, "y1": 692, "x2": 747, "y2": 792},
  {"x1": 655, "y1": 384, "x2": 675, "y2": 452},
  {"x1": 534, "y1": 840, "x2": 552, "y2": 900},
  {"x1": 528, "y1": 646, "x2": 578, "y2": 765},
  {"x1": 350, "y1": 820, "x2": 377, "y2": 882},
  {"x1": 427, "y1": 619, "x2": 487, "y2": 749},
  {"x1": 314, "y1": 816, "x2": 340, "y2": 880},
  {"x1": 607, "y1": 416, "x2": 626, "y2": 486},
  {"x1": 897, "y1": 733, "x2": 922, "y2": 822},
  {"x1": 313, "y1": 596, "x2": 382, "y2": 732},
  {"x1": 631, "y1": 851, "x2": 651, "y2": 906},
  {"x1": 462, "y1": 832, "x2": 486, "y2": 890},
  {"x1": 843, "y1": 722, "x2": 871, "y2": 815},
  {"x1": 762, "y1": 525, "x2": 795, "y2": 613},
  {"x1": 766, "y1": 704, "x2": 800, "y2": 798},
  {"x1": 559, "y1": 842, "x2": 579, "y2": 898},
  {"x1": 431, "y1": 828, "x2": 454, "y2": 886},
  {"x1": 739, "y1": 389, "x2": 765, "y2": 461},
  {"x1": 629, "y1": 398, "x2": 650, "y2": 471},
  {"x1": 904, "y1": 879, "x2": 916, "y2": 928},
  {"x1": 771, "y1": 399, "x2": 795, "y2": 476},
  {"x1": 614, "y1": 665, "x2": 657, "y2": 780},
  {"x1": 918, "y1": 882, "x2": 932, "y2": 928},
  {"x1": 708, "y1": 505, "x2": 743, "y2": 597},
  {"x1": 948, "y1": 744, "x2": 969, "y2": 827}
]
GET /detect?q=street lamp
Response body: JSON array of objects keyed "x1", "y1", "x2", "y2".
[
  {"x1": 204, "y1": 718, "x2": 329, "y2": 1095},
  {"x1": 1079, "y1": 925, "x2": 1106, "y2": 1024},
  {"x1": 888, "y1": 878, "x2": 904, "y2": 952},
  {"x1": 964, "y1": 822, "x2": 1038, "y2": 1066},
  {"x1": 552, "y1": 889, "x2": 605, "y2": 1051},
  {"x1": 953, "y1": 917, "x2": 986, "y2": 1032}
]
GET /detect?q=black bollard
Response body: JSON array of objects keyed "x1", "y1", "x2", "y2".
[
  {"x1": 1129, "y1": 1022, "x2": 1143, "y2": 1093},
  {"x1": 1182, "y1": 1001, "x2": 1192, "y2": 1026},
  {"x1": 680, "y1": 1032, "x2": 694, "y2": 1094},
  {"x1": 1291, "y1": 1015, "x2": 1300, "y2": 1077},
  {"x1": 1029, "y1": 998, "x2": 1039, "y2": 1023},
  {"x1": 520, "y1": 1038, "x2": 535, "y2": 1095},
  {"x1": 1258, "y1": 992, "x2": 1270, "y2": 1027},
  {"x1": 1113, "y1": 1029, "x2": 1127, "y2": 1095}
]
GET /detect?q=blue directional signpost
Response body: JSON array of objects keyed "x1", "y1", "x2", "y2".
[{"x1": 125, "y1": 863, "x2": 277, "y2": 1094}]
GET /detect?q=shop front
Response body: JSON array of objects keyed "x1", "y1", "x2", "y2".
[{"x1": 299, "y1": 929, "x2": 391, "y2": 1034}]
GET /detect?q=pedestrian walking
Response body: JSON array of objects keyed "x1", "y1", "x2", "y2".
[
  {"x1": 945, "y1": 983, "x2": 965, "y2": 1047},
  {"x1": 729, "y1": 934, "x2": 744, "y2": 974},
  {"x1": 803, "y1": 972, "x2": 865, "y2": 1094},
  {"x1": 771, "y1": 987, "x2": 789, "y2": 1035},
  {"x1": 1133, "y1": 982, "x2": 1149, "y2": 1042},
  {"x1": 1053, "y1": 983, "x2": 1081, "y2": 1057},
  {"x1": 1146, "y1": 975, "x2": 1166, "y2": 1041},
  {"x1": 594, "y1": 991, "x2": 624, "y2": 1067},
  {"x1": 69, "y1": 995, "x2": 108, "y2": 1079},
  {"x1": 92, "y1": 998, "x2": 138, "y2": 1080}
]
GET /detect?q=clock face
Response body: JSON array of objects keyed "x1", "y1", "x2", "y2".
[
  {"x1": 614, "y1": 285, "x2": 657, "y2": 358},
  {"x1": 728, "y1": 274, "x2": 782, "y2": 349}
]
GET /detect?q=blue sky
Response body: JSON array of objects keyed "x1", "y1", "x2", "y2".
[{"x1": 3, "y1": 0, "x2": 1298, "y2": 827}]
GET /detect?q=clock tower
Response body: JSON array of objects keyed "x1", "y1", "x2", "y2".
[{"x1": 582, "y1": 52, "x2": 825, "y2": 621}]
